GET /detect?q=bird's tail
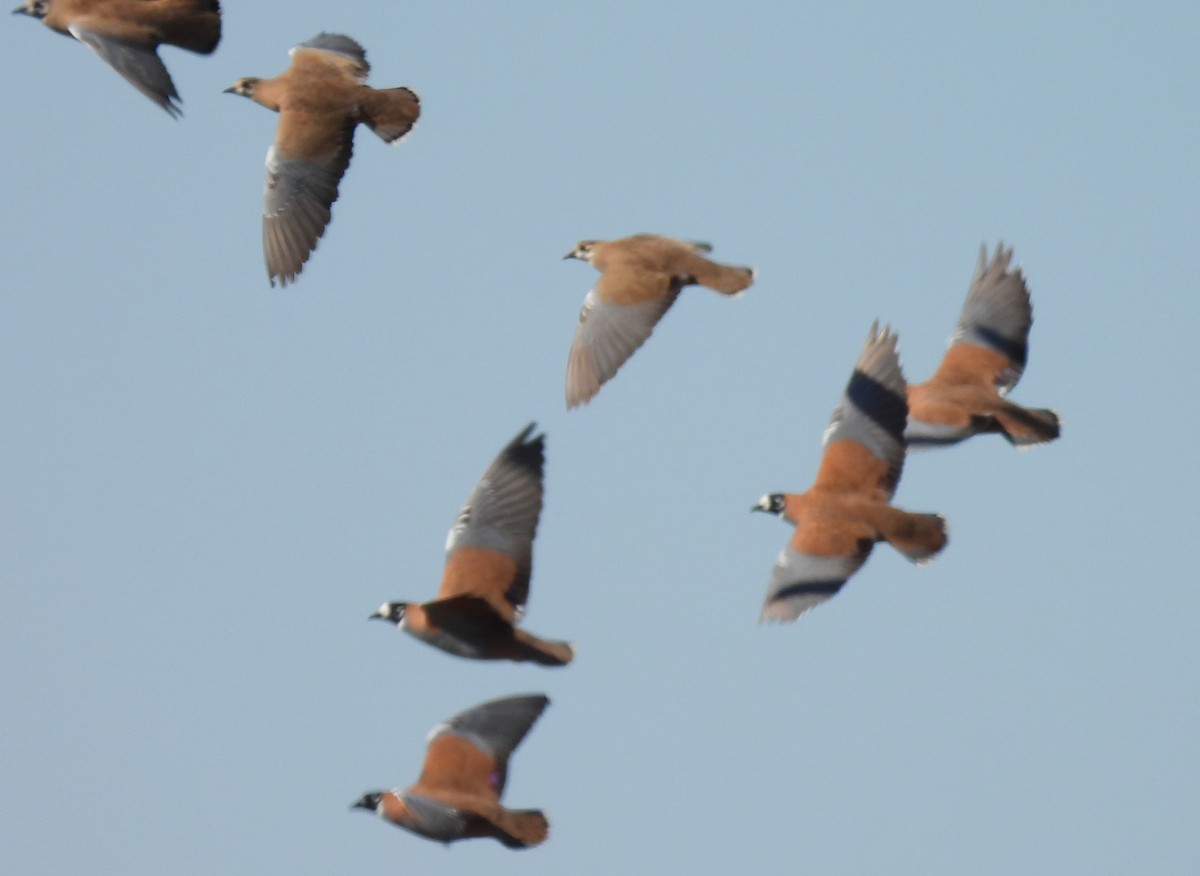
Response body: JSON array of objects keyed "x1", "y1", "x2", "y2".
[
  {"x1": 512, "y1": 629, "x2": 575, "y2": 667},
  {"x1": 491, "y1": 808, "x2": 550, "y2": 848},
  {"x1": 995, "y1": 404, "x2": 1061, "y2": 447},
  {"x1": 363, "y1": 87, "x2": 421, "y2": 143},
  {"x1": 161, "y1": 1, "x2": 222, "y2": 54},
  {"x1": 697, "y1": 261, "x2": 756, "y2": 296},
  {"x1": 879, "y1": 509, "x2": 948, "y2": 564}
]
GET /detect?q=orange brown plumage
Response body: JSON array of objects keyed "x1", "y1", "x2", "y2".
[
  {"x1": 13, "y1": 0, "x2": 221, "y2": 116},
  {"x1": 353, "y1": 694, "x2": 551, "y2": 848},
  {"x1": 905, "y1": 244, "x2": 1061, "y2": 448},
  {"x1": 370, "y1": 423, "x2": 574, "y2": 666},
  {"x1": 754, "y1": 323, "x2": 948, "y2": 622},
  {"x1": 563, "y1": 233, "x2": 755, "y2": 407},
  {"x1": 224, "y1": 33, "x2": 420, "y2": 287}
]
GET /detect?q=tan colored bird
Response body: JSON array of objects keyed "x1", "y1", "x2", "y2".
[
  {"x1": 12, "y1": 0, "x2": 221, "y2": 117},
  {"x1": 905, "y1": 244, "x2": 1060, "y2": 448},
  {"x1": 352, "y1": 694, "x2": 551, "y2": 848},
  {"x1": 225, "y1": 33, "x2": 420, "y2": 287},
  {"x1": 563, "y1": 233, "x2": 755, "y2": 408},
  {"x1": 371, "y1": 424, "x2": 574, "y2": 666},
  {"x1": 754, "y1": 323, "x2": 948, "y2": 622}
]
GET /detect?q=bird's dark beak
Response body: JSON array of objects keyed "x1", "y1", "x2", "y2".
[
  {"x1": 222, "y1": 86, "x2": 238, "y2": 94},
  {"x1": 12, "y1": 5, "x2": 31, "y2": 16},
  {"x1": 368, "y1": 611, "x2": 385, "y2": 621},
  {"x1": 751, "y1": 499, "x2": 771, "y2": 513},
  {"x1": 562, "y1": 251, "x2": 578, "y2": 260}
]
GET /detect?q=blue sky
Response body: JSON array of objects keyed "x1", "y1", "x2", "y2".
[{"x1": 2, "y1": 1, "x2": 1197, "y2": 873}]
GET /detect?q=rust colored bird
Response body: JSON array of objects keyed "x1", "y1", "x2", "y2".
[
  {"x1": 225, "y1": 33, "x2": 419, "y2": 287},
  {"x1": 12, "y1": 0, "x2": 221, "y2": 117},
  {"x1": 563, "y1": 233, "x2": 755, "y2": 408},
  {"x1": 754, "y1": 323, "x2": 948, "y2": 622},
  {"x1": 371, "y1": 424, "x2": 574, "y2": 666},
  {"x1": 352, "y1": 693, "x2": 551, "y2": 848},
  {"x1": 905, "y1": 244, "x2": 1060, "y2": 448}
]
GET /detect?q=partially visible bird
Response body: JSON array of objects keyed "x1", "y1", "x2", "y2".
[
  {"x1": 12, "y1": 0, "x2": 221, "y2": 117},
  {"x1": 353, "y1": 693, "x2": 551, "y2": 848},
  {"x1": 754, "y1": 323, "x2": 948, "y2": 622},
  {"x1": 371, "y1": 424, "x2": 574, "y2": 666},
  {"x1": 225, "y1": 33, "x2": 420, "y2": 287},
  {"x1": 563, "y1": 233, "x2": 755, "y2": 408},
  {"x1": 905, "y1": 244, "x2": 1060, "y2": 448}
]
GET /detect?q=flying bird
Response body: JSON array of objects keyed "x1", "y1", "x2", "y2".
[
  {"x1": 353, "y1": 693, "x2": 551, "y2": 848},
  {"x1": 225, "y1": 33, "x2": 420, "y2": 287},
  {"x1": 754, "y1": 323, "x2": 948, "y2": 622},
  {"x1": 563, "y1": 233, "x2": 755, "y2": 408},
  {"x1": 905, "y1": 244, "x2": 1060, "y2": 448},
  {"x1": 12, "y1": 0, "x2": 221, "y2": 117},
  {"x1": 371, "y1": 424, "x2": 574, "y2": 666}
]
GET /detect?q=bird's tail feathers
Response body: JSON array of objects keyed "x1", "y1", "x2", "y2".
[
  {"x1": 512, "y1": 630, "x2": 575, "y2": 667},
  {"x1": 996, "y1": 405, "x2": 1061, "y2": 447},
  {"x1": 880, "y1": 510, "x2": 948, "y2": 565},
  {"x1": 363, "y1": 87, "x2": 421, "y2": 143},
  {"x1": 162, "y1": 1, "x2": 222, "y2": 54},
  {"x1": 491, "y1": 808, "x2": 549, "y2": 848}
]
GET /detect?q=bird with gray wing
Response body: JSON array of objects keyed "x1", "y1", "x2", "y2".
[
  {"x1": 370, "y1": 424, "x2": 574, "y2": 666},
  {"x1": 13, "y1": 0, "x2": 221, "y2": 117},
  {"x1": 905, "y1": 244, "x2": 1061, "y2": 448},
  {"x1": 563, "y1": 233, "x2": 755, "y2": 408},
  {"x1": 352, "y1": 694, "x2": 551, "y2": 848},
  {"x1": 225, "y1": 33, "x2": 420, "y2": 287},
  {"x1": 754, "y1": 323, "x2": 948, "y2": 623}
]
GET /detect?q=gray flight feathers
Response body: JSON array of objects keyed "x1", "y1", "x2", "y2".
[
  {"x1": 444, "y1": 424, "x2": 545, "y2": 612},
  {"x1": 429, "y1": 694, "x2": 550, "y2": 762},
  {"x1": 395, "y1": 791, "x2": 470, "y2": 841},
  {"x1": 262, "y1": 143, "x2": 353, "y2": 287},
  {"x1": 950, "y1": 243, "x2": 1033, "y2": 392},
  {"x1": 566, "y1": 287, "x2": 682, "y2": 407},
  {"x1": 68, "y1": 26, "x2": 181, "y2": 117},
  {"x1": 761, "y1": 549, "x2": 864, "y2": 623},
  {"x1": 823, "y1": 321, "x2": 907, "y2": 488},
  {"x1": 295, "y1": 33, "x2": 368, "y2": 73}
]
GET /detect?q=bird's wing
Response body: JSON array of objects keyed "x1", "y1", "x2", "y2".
[
  {"x1": 290, "y1": 32, "x2": 369, "y2": 78},
  {"x1": 68, "y1": 25, "x2": 180, "y2": 116},
  {"x1": 421, "y1": 595, "x2": 513, "y2": 640},
  {"x1": 760, "y1": 544, "x2": 868, "y2": 623},
  {"x1": 261, "y1": 108, "x2": 354, "y2": 286},
  {"x1": 395, "y1": 791, "x2": 471, "y2": 838},
  {"x1": 566, "y1": 277, "x2": 681, "y2": 407},
  {"x1": 937, "y1": 243, "x2": 1033, "y2": 394},
  {"x1": 417, "y1": 695, "x2": 549, "y2": 800},
  {"x1": 438, "y1": 425, "x2": 545, "y2": 619},
  {"x1": 815, "y1": 322, "x2": 907, "y2": 498}
]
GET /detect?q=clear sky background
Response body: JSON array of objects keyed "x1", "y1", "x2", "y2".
[{"x1": 2, "y1": 1, "x2": 1197, "y2": 873}]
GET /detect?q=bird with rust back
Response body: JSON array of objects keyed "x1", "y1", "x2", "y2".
[
  {"x1": 353, "y1": 694, "x2": 551, "y2": 848},
  {"x1": 563, "y1": 233, "x2": 755, "y2": 408},
  {"x1": 225, "y1": 33, "x2": 419, "y2": 287},
  {"x1": 905, "y1": 244, "x2": 1061, "y2": 448},
  {"x1": 12, "y1": 0, "x2": 221, "y2": 117},
  {"x1": 371, "y1": 424, "x2": 574, "y2": 666},
  {"x1": 754, "y1": 323, "x2": 948, "y2": 623}
]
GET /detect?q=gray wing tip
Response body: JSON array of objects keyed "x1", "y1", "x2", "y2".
[
  {"x1": 297, "y1": 32, "x2": 367, "y2": 63},
  {"x1": 500, "y1": 423, "x2": 546, "y2": 475},
  {"x1": 855, "y1": 320, "x2": 905, "y2": 394}
]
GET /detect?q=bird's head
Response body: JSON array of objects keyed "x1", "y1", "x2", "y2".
[
  {"x1": 12, "y1": 1, "x2": 49, "y2": 19},
  {"x1": 752, "y1": 493, "x2": 786, "y2": 516},
  {"x1": 369, "y1": 602, "x2": 407, "y2": 625},
  {"x1": 351, "y1": 792, "x2": 383, "y2": 814},
  {"x1": 223, "y1": 77, "x2": 261, "y2": 98},
  {"x1": 563, "y1": 240, "x2": 598, "y2": 262}
]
